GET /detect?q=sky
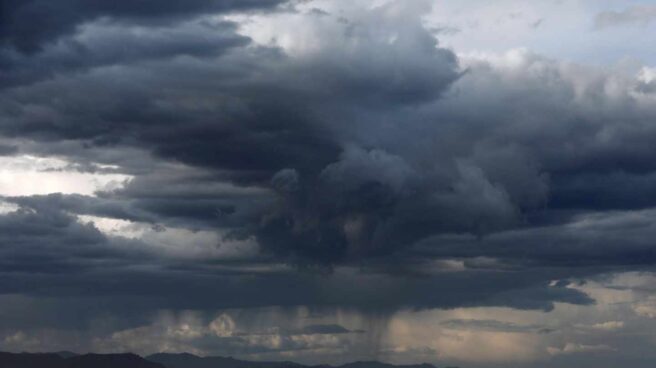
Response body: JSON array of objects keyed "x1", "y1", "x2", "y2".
[{"x1": 2, "y1": 0, "x2": 656, "y2": 367}]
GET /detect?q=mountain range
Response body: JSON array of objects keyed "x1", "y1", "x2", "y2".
[
  {"x1": 0, "y1": 352, "x2": 163, "y2": 368},
  {"x1": 0, "y1": 351, "x2": 455, "y2": 368}
]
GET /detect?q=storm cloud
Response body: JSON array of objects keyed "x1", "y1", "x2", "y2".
[{"x1": 2, "y1": 0, "x2": 656, "y2": 366}]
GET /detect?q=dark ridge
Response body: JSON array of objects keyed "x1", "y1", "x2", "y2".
[
  {"x1": 0, "y1": 352, "x2": 66, "y2": 368},
  {"x1": 0, "y1": 351, "x2": 449, "y2": 368},
  {"x1": 68, "y1": 353, "x2": 164, "y2": 368},
  {"x1": 339, "y1": 362, "x2": 437, "y2": 368},
  {"x1": 0, "y1": 352, "x2": 165, "y2": 368},
  {"x1": 147, "y1": 353, "x2": 303, "y2": 368},
  {"x1": 146, "y1": 353, "x2": 443, "y2": 368},
  {"x1": 55, "y1": 351, "x2": 79, "y2": 359}
]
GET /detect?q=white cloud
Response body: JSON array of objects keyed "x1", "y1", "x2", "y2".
[
  {"x1": 638, "y1": 66, "x2": 656, "y2": 84},
  {"x1": 547, "y1": 343, "x2": 615, "y2": 355},
  {"x1": 588, "y1": 321, "x2": 625, "y2": 331},
  {"x1": 0, "y1": 199, "x2": 19, "y2": 214},
  {"x1": 209, "y1": 314, "x2": 236, "y2": 337},
  {"x1": 634, "y1": 300, "x2": 656, "y2": 318}
]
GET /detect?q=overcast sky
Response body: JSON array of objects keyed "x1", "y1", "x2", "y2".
[{"x1": 2, "y1": 1, "x2": 656, "y2": 367}]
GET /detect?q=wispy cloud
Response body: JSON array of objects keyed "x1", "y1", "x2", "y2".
[{"x1": 594, "y1": 5, "x2": 656, "y2": 29}]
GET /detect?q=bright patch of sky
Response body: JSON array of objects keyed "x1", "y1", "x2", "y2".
[
  {"x1": 234, "y1": 0, "x2": 656, "y2": 67},
  {"x1": 0, "y1": 155, "x2": 131, "y2": 196}
]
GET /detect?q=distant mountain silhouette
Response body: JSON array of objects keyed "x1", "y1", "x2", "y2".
[
  {"x1": 0, "y1": 351, "x2": 451, "y2": 368},
  {"x1": 338, "y1": 361, "x2": 438, "y2": 368},
  {"x1": 0, "y1": 352, "x2": 164, "y2": 368},
  {"x1": 0, "y1": 352, "x2": 67, "y2": 368},
  {"x1": 147, "y1": 353, "x2": 303, "y2": 368},
  {"x1": 147, "y1": 353, "x2": 443, "y2": 368},
  {"x1": 55, "y1": 351, "x2": 79, "y2": 359},
  {"x1": 68, "y1": 353, "x2": 165, "y2": 368}
]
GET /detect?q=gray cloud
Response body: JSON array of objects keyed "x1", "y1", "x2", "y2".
[
  {"x1": 0, "y1": 0, "x2": 284, "y2": 53},
  {"x1": 594, "y1": 6, "x2": 656, "y2": 29},
  {"x1": 0, "y1": 143, "x2": 18, "y2": 155},
  {"x1": 440, "y1": 319, "x2": 551, "y2": 334},
  {"x1": 0, "y1": 19, "x2": 250, "y2": 88}
]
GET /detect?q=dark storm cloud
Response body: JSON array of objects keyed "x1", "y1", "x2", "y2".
[
  {"x1": 0, "y1": 209, "x2": 593, "y2": 312},
  {"x1": 0, "y1": 204, "x2": 123, "y2": 276},
  {"x1": 0, "y1": 20, "x2": 250, "y2": 88},
  {"x1": 413, "y1": 208, "x2": 656, "y2": 268},
  {"x1": 3, "y1": 193, "x2": 159, "y2": 229},
  {"x1": 3, "y1": 159, "x2": 277, "y2": 231},
  {"x1": 0, "y1": 143, "x2": 17, "y2": 155},
  {"x1": 2, "y1": 168, "x2": 273, "y2": 230},
  {"x1": 2, "y1": 0, "x2": 656, "y2": 324},
  {"x1": 0, "y1": 194, "x2": 592, "y2": 314},
  {"x1": 550, "y1": 171, "x2": 656, "y2": 210},
  {"x1": 0, "y1": 0, "x2": 285, "y2": 90},
  {"x1": 0, "y1": 1, "x2": 464, "y2": 265},
  {"x1": 0, "y1": 0, "x2": 284, "y2": 53}
]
